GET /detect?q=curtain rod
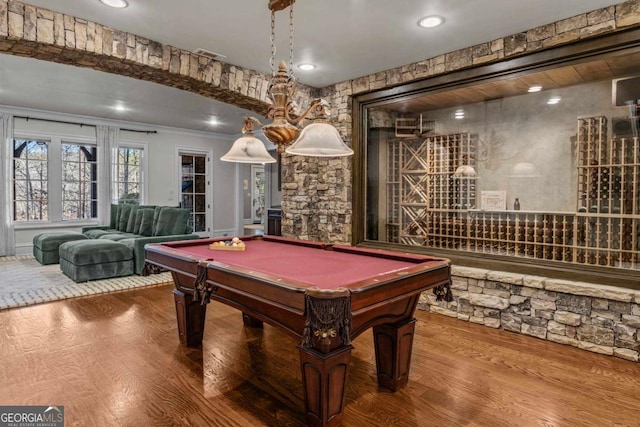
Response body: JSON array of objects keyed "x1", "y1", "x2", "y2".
[{"x1": 14, "y1": 115, "x2": 158, "y2": 134}]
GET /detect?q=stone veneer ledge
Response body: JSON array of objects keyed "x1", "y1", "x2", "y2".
[{"x1": 420, "y1": 266, "x2": 640, "y2": 363}]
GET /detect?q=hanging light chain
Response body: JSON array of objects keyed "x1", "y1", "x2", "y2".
[
  {"x1": 270, "y1": 10, "x2": 276, "y2": 76},
  {"x1": 289, "y1": 1, "x2": 294, "y2": 77},
  {"x1": 269, "y1": 1, "x2": 295, "y2": 77}
]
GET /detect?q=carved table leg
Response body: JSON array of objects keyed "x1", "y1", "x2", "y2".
[
  {"x1": 142, "y1": 261, "x2": 164, "y2": 276},
  {"x1": 242, "y1": 312, "x2": 264, "y2": 328},
  {"x1": 373, "y1": 318, "x2": 417, "y2": 391},
  {"x1": 298, "y1": 344, "x2": 353, "y2": 427},
  {"x1": 173, "y1": 288, "x2": 207, "y2": 347}
]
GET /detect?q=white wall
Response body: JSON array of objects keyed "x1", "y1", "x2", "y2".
[
  {"x1": 5, "y1": 108, "x2": 240, "y2": 255},
  {"x1": 145, "y1": 127, "x2": 239, "y2": 235},
  {"x1": 268, "y1": 155, "x2": 282, "y2": 207}
]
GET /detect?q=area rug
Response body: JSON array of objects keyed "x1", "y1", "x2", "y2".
[{"x1": 0, "y1": 255, "x2": 172, "y2": 310}]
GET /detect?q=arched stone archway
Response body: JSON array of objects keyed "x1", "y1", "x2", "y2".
[{"x1": 0, "y1": 0, "x2": 320, "y2": 116}]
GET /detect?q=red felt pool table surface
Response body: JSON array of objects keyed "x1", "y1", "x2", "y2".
[{"x1": 167, "y1": 237, "x2": 435, "y2": 290}]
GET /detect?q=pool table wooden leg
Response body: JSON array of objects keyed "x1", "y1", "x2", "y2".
[
  {"x1": 298, "y1": 344, "x2": 353, "y2": 427},
  {"x1": 373, "y1": 318, "x2": 417, "y2": 391},
  {"x1": 242, "y1": 313, "x2": 264, "y2": 328},
  {"x1": 173, "y1": 288, "x2": 207, "y2": 347}
]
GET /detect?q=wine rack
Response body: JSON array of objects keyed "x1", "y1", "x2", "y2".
[
  {"x1": 461, "y1": 211, "x2": 575, "y2": 261},
  {"x1": 384, "y1": 116, "x2": 640, "y2": 271},
  {"x1": 386, "y1": 139, "x2": 401, "y2": 243},
  {"x1": 386, "y1": 132, "x2": 476, "y2": 245},
  {"x1": 575, "y1": 116, "x2": 639, "y2": 269}
]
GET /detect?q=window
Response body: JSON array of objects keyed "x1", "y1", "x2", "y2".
[
  {"x1": 113, "y1": 146, "x2": 143, "y2": 204},
  {"x1": 13, "y1": 137, "x2": 98, "y2": 222},
  {"x1": 13, "y1": 139, "x2": 48, "y2": 221},
  {"x1": 62, "y1": 143, "x2": 98, "y2": 220},
  {"x1": 355, "y1": 31, "x2": 640, "y2": 284}
]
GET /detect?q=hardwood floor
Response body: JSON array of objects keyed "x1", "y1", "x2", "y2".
[{"x1": 1, "y1": 284, "x2": 639, "y2": 426}]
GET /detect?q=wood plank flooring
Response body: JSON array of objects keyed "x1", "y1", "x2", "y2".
[{"x1": 1, "y1": 283, "x2": 639, "y2": 426}]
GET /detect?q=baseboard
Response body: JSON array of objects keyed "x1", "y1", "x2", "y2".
[
  {"x1": 212, "y1": 228, "x2": 237, "y2": 238},
  {"x1": 15, "y1": 244, "x2": 33, "y2": 256}
]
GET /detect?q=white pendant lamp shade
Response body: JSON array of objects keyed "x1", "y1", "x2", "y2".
[
  {"x1": 285, "y1": 123, "x2": 353, "y2": 157},
  {"x1": 221, "y1": 135, "x2": 276, "y2": 164},
  {"x1": 510, "y1": 162, "x2": 540, "y2": 178},
  {"x1": 453, "y1": 165, "x2": 478, "y2": 178}
]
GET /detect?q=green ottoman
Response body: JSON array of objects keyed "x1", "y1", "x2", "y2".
[
  {"x1": 33, "y1": 231, "x2": 88, "y2": 265},
  {"x1": 59, "y1": 240, "x2": 134, "y2": 283}
]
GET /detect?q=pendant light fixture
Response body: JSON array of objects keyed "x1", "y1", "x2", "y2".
[
  {"x1": 285, "y1": 100, "x2": 353, "y2": 156},
  {"x1": 221, "y1": 0, "x2": 352, "y2": 163},
  {"x1": 220, "y1": 117, "x2": 276, "y2": 164}
]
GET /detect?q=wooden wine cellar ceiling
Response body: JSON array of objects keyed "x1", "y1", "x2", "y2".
[{"x1": 388, "y1": 50, "x2": 640, "y2": 113}]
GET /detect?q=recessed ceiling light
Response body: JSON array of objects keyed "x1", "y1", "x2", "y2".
[
  {"x1": 418, "y1": 15, "x2": 444, "y2": 28},
  {"x1": 114, "y1": 104, "x2": 126, "y2": 112},
  {"x1": 547, "y1": 97, "x2": 561, "y2": 105},
  {"x1": 99, "y1": 0, "x2": 129, "y2": 8},
  {"x1": 298, "y1": 63, "x2": 316, "y2": 71},
  {"x1": 528, "y1": 85, "x2": 542, "y2": 93},
  {"x1": 208, "y1": 117, "x2": 219, "y2": 126}
]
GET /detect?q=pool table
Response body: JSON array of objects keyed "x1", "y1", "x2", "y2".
[{"x1": 144, "y1": 235, "x2": 451, "y2": 427}]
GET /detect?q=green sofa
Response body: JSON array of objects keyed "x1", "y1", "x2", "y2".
[{"x1": 82, "y1": 204, "x2": 199, "y2": 275}]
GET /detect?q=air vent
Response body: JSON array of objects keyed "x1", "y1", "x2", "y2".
[
  {"x1": 193, "y1": 48, "x2": 227, "y2": 61},
  {"x1": 613, "y1": 75, "x2": 640, "y2": 106}
]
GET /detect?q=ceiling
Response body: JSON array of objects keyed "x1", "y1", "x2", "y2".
[{"x1": 0, "y1": 0, "x2": 623, "y2": 135}]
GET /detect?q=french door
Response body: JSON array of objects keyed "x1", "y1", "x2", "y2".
[{"x1": 179, "y1": 151, "x2": 210, "y2": 236}]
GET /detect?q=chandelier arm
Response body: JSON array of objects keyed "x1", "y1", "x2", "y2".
[
  {"x1": 241, "y1": 116, "x2": 266, "y2": 134},
  {"x1": 247, "y1": 116, "x2": 265, "y2": 127},
  {"x1": 286, "y1": 98, "x2": 322, "y2": 125}
]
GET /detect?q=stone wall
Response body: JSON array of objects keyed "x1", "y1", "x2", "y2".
[
  {"x1": 280, "y1": 155, "x2": 352, "y2": 244},
  {"x1": 419, "y1": 267, "x2": 640, "y2": 362}
]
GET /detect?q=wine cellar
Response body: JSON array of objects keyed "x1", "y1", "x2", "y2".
[{"x1": 386, "y1": 116, "x2": 640, "y2": 271}]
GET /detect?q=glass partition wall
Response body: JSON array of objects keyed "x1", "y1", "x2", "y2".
[{"x1": 354, "y1": 29, "x2": 640, "y2": 287}]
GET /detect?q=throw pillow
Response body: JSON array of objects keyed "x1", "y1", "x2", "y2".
[
  {"x1": 138, "y1": 209, "x2": 156, "y2": 236},
  {"x1": 152, "y1": 206, "x2": 164, "y2": 233},
  {"x1": 117, "y1": 205, "x2": 132, "y2": 231},
  {"x1": 109, "y1": 204, "x2": 119, "y2": 229},
  {"x1": 151, "y1": 205, "x2": 179, "y2": 236},
  {"x1": 125, "y1": 205, "x2": 139, "y2": 233},
  {"x1": 153, "y1": 208, "x2": 190, "y2": 236},
  {"x1": 133, "y1": 208, "x2": 153, "y2": 235}
]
